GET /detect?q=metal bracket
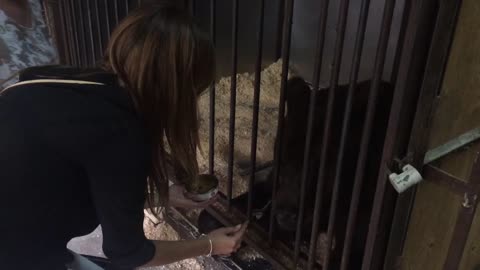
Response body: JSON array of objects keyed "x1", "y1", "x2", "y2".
[
  {"x1": 462, "y1": 193, "x2": 478, "y2": 209},
  {"x1": 389, "y1": 127, "x2": 480, "y2": 193},
  {"x1": 424, "y1": 127, "x2": 480, "y2": 165}
]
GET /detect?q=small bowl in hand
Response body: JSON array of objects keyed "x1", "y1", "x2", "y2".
[{"x1": 184, "y1": 174, "x2": 219, "y2": 202}]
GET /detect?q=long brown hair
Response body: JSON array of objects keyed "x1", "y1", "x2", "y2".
[{"x1": 104, "y1": 3, "x2": 215, "y2": 209}]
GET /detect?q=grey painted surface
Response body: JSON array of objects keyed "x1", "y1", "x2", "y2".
[
  {"x1": 289, "y1": 0, "x2": 407, "y2": 86},
  {"x1": 193, "y1": 0, "x2": 283, "y2": 79}
]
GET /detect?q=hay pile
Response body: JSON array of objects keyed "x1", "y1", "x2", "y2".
[{"x1": 197, "y1": 60, "x2": 290, "y2": 197}]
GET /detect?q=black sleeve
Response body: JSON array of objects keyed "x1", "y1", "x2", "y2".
[{"x1": 84, "y1": 125, "x2": 155, "y2": 269}]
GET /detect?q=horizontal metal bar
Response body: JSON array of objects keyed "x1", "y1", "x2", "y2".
[
  {"x1": 423, "y1": 164, "x2": 470, "y2": 195},
  {"x1": 164, "y1": 207, "x2": 243, "y2": 270},
  {"x1": 443, "y1": 152, "x2": 480, "y2": 270},
  {"x1": 205, "y1": 195, "x2": 317, "y2": 270},
  {"x1": 206, "y1": 201, "x2": 291, "y2": 270},
  {"x1": 424, "y1": 127, "x2": 480, "y2": 165}
]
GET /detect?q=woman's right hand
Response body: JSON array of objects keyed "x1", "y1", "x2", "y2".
[{"x1": 207, "y1": 222, "x2": 248, "y2": 256}]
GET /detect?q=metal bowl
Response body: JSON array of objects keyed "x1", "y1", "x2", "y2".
[{"x1": 184, "y1": 174, "x2": 219, "y2": 202}]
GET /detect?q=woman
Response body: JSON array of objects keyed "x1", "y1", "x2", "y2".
[
  {"x1": 0, "y1": 0, "x2": 58, "y2": 88},
  {"x1": 0, "y1": 3, "x2": 247, "y2": 270}
]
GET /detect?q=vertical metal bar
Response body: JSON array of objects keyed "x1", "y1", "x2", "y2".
[
  {"x1": 59, "y1": 1, "x2": 72, "y2": 65},
  {"x1": 309, "y1": 0, "x2": 372, "y2": 267},
  {"x1": 86, "y1": 0, "x2": 97, "y2": 64},
  {"x1": 306, "y1": 0, "x2": 351, "y2": 268},
  {"x1": 125, "y1": 0, "x2": 129, "y2": 13},
  {"x1": 341, "y1": 0, "x2": 397, "y2": 269},
  {"x1": 292, "y1": 0, "x2": 330, "y2": 265},
  {"x1": 268, "y1": 0, "x2": 295, "y2": 243},
  {"x1": 208, "y1": 0, "x2": 216, "y2": 175},
  {"x1": 275, "y1": 0, "x2": 286, "y2": 59},
  {"x1": 184, "y1": 0, "x2": 192, "y2": 13},
  {"x1": 77, "y1": 1, "x2": 89, "y2": 66},
  {"x1": 104, "y1": 0, "x2": 112, "y2": 36},
  {"x1": 389, "y1": 0, "x2": 412, "y2": 85},
  {"x1": 93, "y1": 0, "x2": 104, "y2": 58},
  {"x1": 190, "y1": 0, "x2": 195, "y2": 16},
  {"x1": 69, "y1": 0, "x2": 82, "y2": 66},
  {"x1": 67, "y1": 0, "x2": 79, "y2": 66},
  {"x1": 247, "y1": 0, "x2": 266, "y2": 220},
  {"x1": 383, "y1": 0, "x2": 464, "y2": 268},
  {"x1": 443, "y1": 153, "x2": 480, "y2": 270},
  {"x1": 113, "y1": 0, "x2": 120, "y2": 26},
  {"x1": 57, "y1": 1, "x2": 70, "y2": 64},
  {"x1": 226, "y1": 0, "x2": 239, "y2": 208}
]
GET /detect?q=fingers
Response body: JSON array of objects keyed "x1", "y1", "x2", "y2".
[
  {"x1": 195, "y1": 194, "x2": 219, "y2": 208},
  {"x1": 231, "y1": 221, "x2": 248, "y2": 240},
  {"x1": 233, "y1": 241, "x2": 242, "y2": 251},
  {"x1": 217, "y1": 223, "x2": 242, "y2": 235}
]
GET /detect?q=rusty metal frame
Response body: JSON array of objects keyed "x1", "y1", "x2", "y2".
[
  {"x1": 46, "y1": 1, "x2": 470, "y2": 269},
  {"x1": 442, "y1": 153, "x2": 480, "y2": 269},
  {"x1": 204, "y1": 196, "x2": 315, "y2": 270},
  {"x1": 163, "y1": 207, "x2": 244, "y2": 270},
  {"x1": 381, "y1": 0, "x2": 465, "y2": 269},
  {"x1": 424, "y1": 127, "x2": 480, "y2": 165}
]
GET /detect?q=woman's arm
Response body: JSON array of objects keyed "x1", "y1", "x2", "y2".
[
  {"x1": 140, "y1": 238, "x2": 209, "y2": 267},
  {"x1": 140, "y1": 223, "x2": 248, "y2": 268}
]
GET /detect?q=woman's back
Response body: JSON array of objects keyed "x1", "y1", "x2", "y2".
[{"x1": 0, "y1": 66, "x2": 153, "y2": 269}]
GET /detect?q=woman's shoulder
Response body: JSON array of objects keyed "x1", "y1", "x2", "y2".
[
  {"x1": 19, "y1": 65, "x2": 117, "y2": 84},
  {"x1": 3, "y1": 65, "x2": 136, "y2": 123}
]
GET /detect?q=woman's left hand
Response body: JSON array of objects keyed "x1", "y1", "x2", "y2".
[{"x1": 168, "y1": 184, "x2": 218, "y2": 209}]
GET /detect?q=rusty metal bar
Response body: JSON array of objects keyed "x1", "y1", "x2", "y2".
[
  {"x1": 310, "y1": 0, "x2": 351, "y2": 268},
  {"x1": 61, "y1": 1, "x2": 72, "y2": 65},
  {"x1": 247, "y1": 0, "x2": 266, "y2": 220},
  {"x1": 424, "y1": 127, "x2": 480, "y2": 165},
  {"x1": 208, "y1": 0, "x2": 216, "y2": 175},
  {"x1": 59, "y1": 1, "x2": 73, "y2": 65},
  {"x1": 339, "y1": 1, "x2": 397, "y2": 269},
  {"x1": 103, "y1": 0, "x2": 112, "y2": 35},
  {"x1": 443, "y1": 153, "x2": 480, "y2": 270},
  {"x1": 164, "y1": 207, "x2": 243, "y2": 270},
  {"x1": 294, "y1": 0, "x2": 330, "y2": 263},
  {"x1": 389, "y1": 0, "x2": 412, "y2": 86},
  {"x1": 227, "y1": 0, "x2": 239, "y2": 208},
  {"x1": 66, "y1": 0, "x2": 78, "y2": 66},
  {"x1": 69, "y1": 0, "x2": 82, "y2": 66},
  {"x1": 85, "y1": 0, "x2": 97, "y2": 64},
  {"x1": 57, "y1": 1, "x2": 71, "y2": 64},
  {"x1": 77, "y1": 1, "x2": 89, "y2": 66},
  {"x1": 93, "y1": 0, "x2": 104, "y2": 58},
  {"x1": 113, "y1": 0, "x2": 119, "y2": 26},
  {"x1": 206, "y1": 196, "x2": 301, "y2": 270},
  {"x1": 268, "y1": 0, "x2": 295, "y2": 242},
  {"x1": 424, "y1": 164, "x2": 470, "y2": 195},
  {"x1": 316, "y1": 0, "x2": 372, "y2": 267}
]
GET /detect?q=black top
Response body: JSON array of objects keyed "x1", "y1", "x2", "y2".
[{"x1": 0, "y1": 66, "x2": 155, "y2": 270}]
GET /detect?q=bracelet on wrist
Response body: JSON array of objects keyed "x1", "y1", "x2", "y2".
[{"x1": 200, "y1": 234, "x2": 213, "y2": 257}]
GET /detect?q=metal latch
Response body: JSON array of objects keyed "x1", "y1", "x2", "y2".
[
  {"x1": 388, "y1": 127, "x2": 480, "y2": 193},
  {"x1": 389, "y1": 164, "x2": 424, "y2": 193}
]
